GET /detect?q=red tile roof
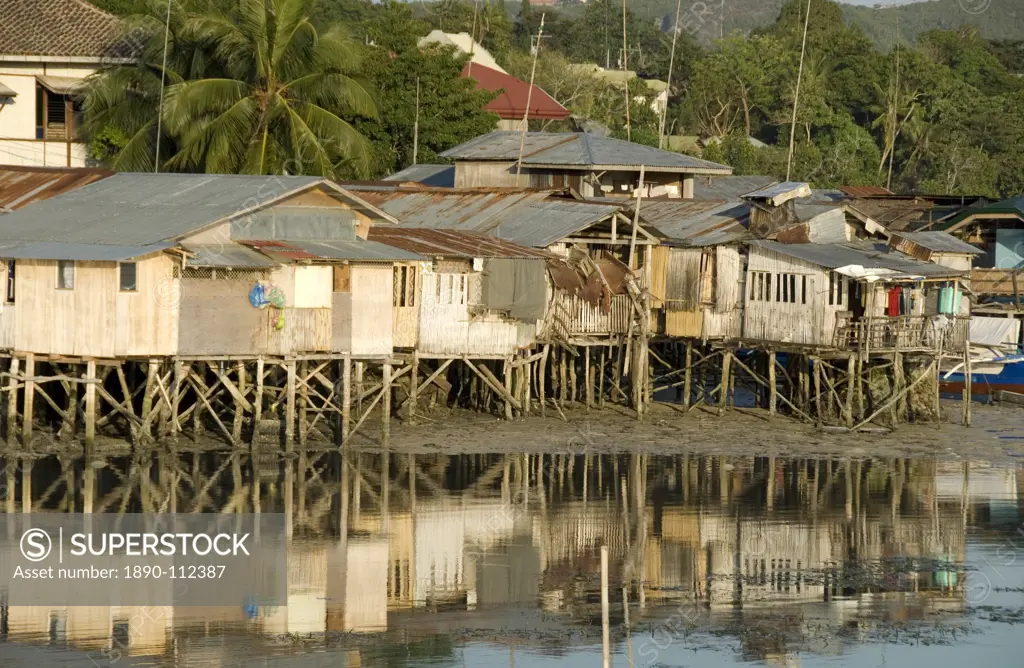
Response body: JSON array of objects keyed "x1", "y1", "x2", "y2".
[
  {"x1": 461, "y1": 63, "x2": 570, "y2": 121},
  {"x1": 0, "y1": 0, "x2": 128, "y2": 59}
]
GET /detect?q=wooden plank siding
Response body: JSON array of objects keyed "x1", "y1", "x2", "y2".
[
  {"x1": 742, "y1": 246, "x2": 841, "y2": 347},
  {"x1": 350, "y1": 264, "x2": 393, "y2": 356},
  {"x1": 14, "y1": 255, "x2": 177, "y2": 358},
  {"x1": 417, "y1": 271, "x2": 524, "y2": 356}
]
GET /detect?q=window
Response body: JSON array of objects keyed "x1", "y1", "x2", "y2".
[
  {"x1": 828, "y1": 272, "x2": 846, "y2": 307},
  {"x1": 393, "y1": 265, "x2": 416, "y2": 307},
  {"x1": 749, "y1": 271, "x2": 808, "y2": 304},
  {"x1": 119, "y1": 262, "x2": 137, "y2": 292},
  {"x1": 35, "y1": 86, "x2": 80, "y2": 141},
  {"x1": 56, "y1": 260, "x2": 74, "y2": 290},
  {"x1": 5, "y1": 260, "x2": 14, "y2": 304},
  {"x1": 333, "y1": 265, "x2": 350, "y2": 293}
]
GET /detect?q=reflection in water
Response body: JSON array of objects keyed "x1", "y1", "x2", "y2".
[{"x1": 0, "y1": 450, "x2": 1021, "y2": 667}]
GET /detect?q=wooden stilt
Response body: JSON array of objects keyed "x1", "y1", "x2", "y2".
[
  {"x1": 21, "y1": 457, "x2": 31, "y2": 514},
  {"x1": 845, "y1": 354, "x2": 855, "y2": 428},
  {"x1": 409, "y1": 351, "x2": 419, "y2": 425},
  {"x1": 355, "y1": 361, "x2": 365, "y2": 418},
  {"x1": 893, "y1": 351, "x2": 906, "y2": 424},
  {"x1": 22, "y1": 353, "x2": 34, "y2": 448},
  {"x1": 569, "y1": 350, "x2": 578, "y2": 406},
  {"x1": 768, "y1": 351, "x2": 777, "y2": 416},
  {"x1": 813, "y1": 357, "x2": 822, "y2": 429},
  {"x1": 599, "y1": 346, "x2": 607, "y2": 408},
  {"x1": 83, "y1": 359, "x2": 96, "y2": 454},
  {"x1": 298, "y1": 360, "x2": 309, "y2": 446},
  {"x1": 6, "y1": 355, "x2": 18, "y2": 447},
  {"x1": 382, "y1": 361, "x2": 392, "y2": 443},
  {"x1": 524, "y1": 357, "x2": 532, "y2": 414},
  {"x1": 683, "y1": 341, "x2": 693, "y2": 409},
  {"x1": 341, "y1": 354, "x2": 351, "y2": 443},
  {"x1": 963, "y1": 347, "x2": 972, "y2": 426},
  {"x1": 559, "y1": 348, "x2": 568, "y2": 407},
  {"x1": 539, "y1": 344, "x2": 549, "y2": 416},
  {"x1": 717, "y1": 351, "x2": 731, "y2": 416},
  {"x1": 141, "y1": 359, "x2": 158, "y2": 442},
  {"x1": 252, "y1": 357, "x2": 264, "y2": 447},
  {"x1": 285, "y1": 359, "x2": 296, "y2": 451},
  {"x1": 233, "y1": 361, "x2": 247, "y2": 445},
  {"x1": 503, "y1": 357, "x2": 513, "y2": 420},
  {"x1": 585, "y1": 346, "x2": 593, "y2": 412}
]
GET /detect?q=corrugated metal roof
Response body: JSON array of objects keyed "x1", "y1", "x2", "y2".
[
  {"x1": 0, "y1": 241, "x2": 170, "y2": 261},
  {"x1": 692, "y1": 175, "x2": 775, "y2": 200},
  {"x1": 626, "y1": 199, "x2": 749, "y2": 246},
  {"x1": 942, "y1": 194, "x2": 1024, "y2": 227},
  {"x1": 0, "y1": 174, "x2": 389, "y2": 246},
  {"x1": 441, "y1": 131, "x2": 733, "y2": 174},
  {"x1": 367, "y1": 228, "x2": 552, "y2": 259},
  {"x1": 383, "y1": 164, "x2": 455, "y2": 187},
  {"x1": 242, "y1": 239, "x2": 422, "y2": 262},
  {"x1": 743, "y1": 182, "x2": 813, "y2": 205},
  {"x1": 839, "y1": 185, "x2": 893, "y2": 198},
  {"x1": 750, "y1": 240, "x2": 965, "y2": 278},
  {"x1": 181, "y1": 243, "x2": 279, "y2": 268},
  {"x1": 477, "y1": 199, "x2": 624, "y2": 248},
  {"x1": 890, "y1": 231, "x2": 982, "y2": 255},
  {"x1": 0, "y1": 166, "x2": 112, "y2": 212},
  {"x1": 358, "y1": 189, "x2": 551, "y2": 228}
]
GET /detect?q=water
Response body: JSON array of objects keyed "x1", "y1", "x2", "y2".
[{"x1": 0, "y1": 450, "x2": 1021, "y2": 667}]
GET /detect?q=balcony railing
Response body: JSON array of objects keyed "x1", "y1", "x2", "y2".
[{"x1": 833, "y1": 314, "x2": 969, "y2": 353}]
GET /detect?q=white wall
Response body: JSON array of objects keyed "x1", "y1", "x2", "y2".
[{"x1": 0, "y1": 61, "x2": 98, "y2": 167}]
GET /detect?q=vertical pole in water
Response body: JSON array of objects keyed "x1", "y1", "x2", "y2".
[
  {"x1": 813, "y1": 357, "x2": 822, "y2": 429},
  {"x1": 683, "y1": 341, "x2": 693, "y2": 409},
  {"x1": 22, "y1": 353, "x2": 34, "y2": 448},
  {"x1": 601, "y1": 544, "x2": 611, "y2": 668},
  {"x1": 253, "y1": 357, "x2": 264, "y2": 447},
  {"x1": 585, "y1": 346, "x2": 593, "y2": 413},
  {"x1": 355, "y1": 361, "x2": 364, "y2": 419},
  {"x1": 845, "y1": 354, "x2": 855, "y2": 428},
  {"x1": 232, "y1": 361, "x2": 246, "y2": 445},
  {"x1": 21, "y1": 457, "x2": 31, "y2": 514},
  {"x1": 6, "y1": 355, "x2": 18, "y2": 447},
  {"x1": 409, "y1": 351, "x2": 419, "y2": 425},
  {"x1": 382, "y1": 361, "x2": 392, "y2": 443},
  {"x1": 768, "y1": 350, "x2": 777, "y2": 416},
  {"x1": 963, "y1": 347, "x2": 972, "y2": 426},
  {"x1": 285, "y1": 359, "x2": 296, "y2": 451},
  {"x1": 84, "y1": 359, "x2": 96, "y2": 457},
  {"x1": 718, "y1": 351, "x2": 731, "y2": 416},
  {"x1": 503, "y1": 357, "x2": 513, "y2": 420},
  {"x1": 341, "y1": 354, "x2": 351, "y2": 443},
  {"x1": 4, "y1": 457, "x2": 14, "y2": 513},
  {"x1": 539, "y1": 344, "x2": 549, "y2": 417},
  {"x1": 298, "y1": 360, "x2": 308, "y2": 446},
  {"x1": 599, "y1": 346, "x2": 607, "y2": 408}
]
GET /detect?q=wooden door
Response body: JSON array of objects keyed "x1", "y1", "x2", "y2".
[{"x1": 392, "y1": 264, "x2": 419, "y2": 348}]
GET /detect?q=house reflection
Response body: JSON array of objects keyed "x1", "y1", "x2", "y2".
[{"x1": 0, "y1": 452, "x2": 1016, "y2": 664}]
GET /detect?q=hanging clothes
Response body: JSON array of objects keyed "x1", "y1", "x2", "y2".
[{"x1": 887, "y1": 287, "x2": 901, "y2": 317}]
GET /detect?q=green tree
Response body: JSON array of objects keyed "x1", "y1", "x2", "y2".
[{"x1": 85, "y1": 0, "x2": 377, "y2": 177}]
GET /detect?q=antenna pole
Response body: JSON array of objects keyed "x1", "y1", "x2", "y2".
[
  {"x1": 887, "y1": 10, "x2": 900, "y2": 191},
  {"x1": 154, "y1": 0, "x2": 173, "y2": 173},
  {"x1": 515, "y1": 13, "x2": 545, "y2": 187},
  {"x1": 785, "y1": 0, "x2": 812, "y2": 181},
  {"x1": 622, "y1": 0, "x2": 631, "y2": 142},
  {"x1": 413, "y1": 77, "x2": 420, "y2": 165},
  {"x1": 658, "y1": 0, "x2": 683, "y2": 149}
]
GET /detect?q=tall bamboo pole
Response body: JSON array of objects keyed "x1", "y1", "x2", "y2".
[{"x1": 785, "y1": 0, "x2": 813, "y2": 181}]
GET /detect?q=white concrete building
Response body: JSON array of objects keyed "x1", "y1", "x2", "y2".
[{"x1": 0, "y1": 0, "x2": 128, "y2": 168}]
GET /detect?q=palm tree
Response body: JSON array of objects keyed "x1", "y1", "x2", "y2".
[{"x1": 85, "y1": 0, "x2": 377, "y2": 177}]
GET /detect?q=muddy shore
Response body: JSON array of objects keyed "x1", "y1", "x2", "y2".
[{"x1": 366, "y1": 399, "x2": 1024, "y2": 461}]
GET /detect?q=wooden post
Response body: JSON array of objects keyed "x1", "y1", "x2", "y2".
[
  {"x1": 893, "y1": 352, "x2": 906, "y2": 424},
  {"x1": 559, "y1": 348, "x2": 568, "y2": 407},
  {"x1": 233, "y1": 361, "x2": 247, "y2": 445},
  {"x1": 22, "y1": 353, "x2": 34, "y2": 447},
  {"x1": 253, "y1": 357, "x2": 264, "y2": 447},
  {"x1": 844, "y1": 354, "x2": 855, "y2": 428},
  {"x1": 683, "y1": 341, "x2": 693, "y2": 409},
  {"x1": 601, "y1": 544, "x2": 611, "y2": 668},
  {"x1": 355, "y1": 361, "x2": 365, "y2": 418},
  {"x1": 813, "y1": 357, "x2": 822, "y2": 429},
  {"x1": 6, "y1": 355, "x2": 17, "y2": 447},
  {"x1": 62, "y1": 363, "x2": 78, "y2": 441},
  {"x1": 409, "y1": 351, "x2": 419, "y2": 425},
  {"x1": 718, "y1": 351, "x2": 732, "y2": 416},
  {"x1": 341, "y1": 354, "x2": 351, "y2": 443},
  {"x1": 569, "y1": 350, "x2": 578, "y2": 405},
  {"x1": 539, "y1": 344, "x2": 549, "y2": 416},
  {"x1": 599, "y1": 346, "x2": 607, "y2": 408},
  {"x1": 298, "y1": 360, "x2": 308, "y2": 446},
  {"x1": 21, "y1": 457, "x2": 31, "y2": 514},
  {"x1": 584, "y1": 346, "x2": 593, "y2": 412},
  {"x1": 503, "y1": 357, "x2": 513, "y2": 420},
  {"x1": 84, "y1": 360, "x2": 96, "y2": 455},
  {"x1": 382, "y1": 361, "x2": 392, "y2": 443},
  {"x1": 768, "y1": 351, "x2": 777, "y2": 416},
  {"x1": 963, "y1": 347, "x2": 972, "y2": 426},
  {"x1": 141, "y1": 359, "x2": 158, "y2": 442},
  {"x1": 285, "y1": 359, "x2": 296, "y2": 451}
]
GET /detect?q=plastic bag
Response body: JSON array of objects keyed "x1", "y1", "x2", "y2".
[{"x1": 249, "y1": 283, "x2": 269, "y2": 309}]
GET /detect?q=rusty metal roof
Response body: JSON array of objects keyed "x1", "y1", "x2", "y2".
[
  {"x1": 838, "y1": 185, "x2": 893, "y2": 198},
  {"x1": 240, "y1": 239, "x2": 422, "y2": 262},
  {"x1": 625, "y1": 199, "x2": 749, "y2": 246},
  {"x1": 0, "y1": 165, "x2": 112, "y2": 212},
  {"x1": 367, "y1": 227, "x2": 552, "y2": 259}
]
